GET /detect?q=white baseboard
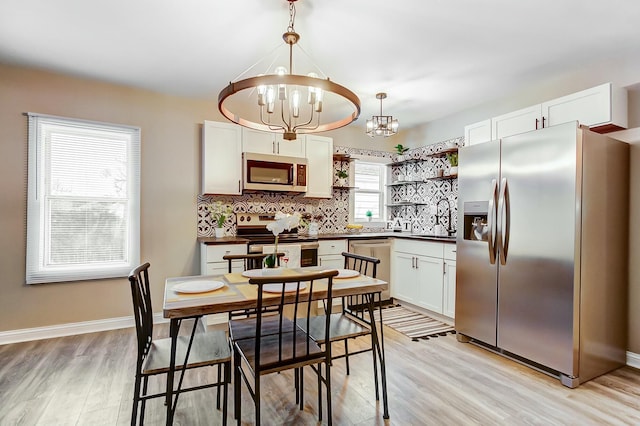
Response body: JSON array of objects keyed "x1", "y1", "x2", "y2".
[
  {"x1": 627, "y1": 351, "x2": 640, "y2": 369},
  {"x1": 0, "y1": 313, "x2": 167, "y2": 346}
]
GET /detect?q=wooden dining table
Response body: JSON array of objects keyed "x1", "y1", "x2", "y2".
[{"x1": 162, "y1": 266, "x2": 390, "y2": 425}]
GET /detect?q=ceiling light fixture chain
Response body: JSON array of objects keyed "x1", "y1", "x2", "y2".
[
  {"x1": 288, "y1": 0, "x2": 296, "y2": 33},
  {"x1": 366, "y1": 92, "x2": 399, "y2": 137},
  {"x1": 218, "y1": 0, "x2": 360, "y2": 141}
]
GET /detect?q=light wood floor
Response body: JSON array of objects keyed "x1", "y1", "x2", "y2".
[{"x1": 1, "y1": 323, "x2": 639, "y2": 425}]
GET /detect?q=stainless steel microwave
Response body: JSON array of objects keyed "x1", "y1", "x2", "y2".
[{"x1": 243, "y1": 152, "x2": 307, "y2": 192}]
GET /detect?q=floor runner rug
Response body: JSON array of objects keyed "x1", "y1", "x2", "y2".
[{"x1": 374, "y1": 305, "x2": 455, "y2": 341}]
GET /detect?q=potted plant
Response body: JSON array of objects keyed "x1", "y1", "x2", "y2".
[
  {"x1": 336, "y1": 169, "x2": 349, "y2": 187},
  {"x1": 366, "y1": 210, "x2": 373, "y2": 222},
  {"x1": 394, "y1": 144, "x2": 410, "y2": 162},
  {"x1": 207, "y1": 201, "x2": 233, "y2": 238},
  {"x1": 446, "y1": 152, "x2": 459, "y2": 175}
]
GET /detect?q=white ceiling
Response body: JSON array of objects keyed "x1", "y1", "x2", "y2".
[{"x1": 1, "y1": 0, "x2": 640, "y2": 130}]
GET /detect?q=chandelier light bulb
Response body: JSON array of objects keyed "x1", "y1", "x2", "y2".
[{"x1": 290, "y1": 89, "x2": 301, "y2": 118}]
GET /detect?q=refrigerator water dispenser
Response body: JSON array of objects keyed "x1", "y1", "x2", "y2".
[{"x1": 463, "y1": 201, "x2": 489, "y2": 242}]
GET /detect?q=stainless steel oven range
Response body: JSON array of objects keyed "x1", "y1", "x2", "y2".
[{"x1": 236, "y1": 213, "x2": 319, "y2": 268}]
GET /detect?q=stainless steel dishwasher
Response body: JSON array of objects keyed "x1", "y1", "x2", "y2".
[{"x1": 348, "y1": 239, "x2": 391, "y2": 302}]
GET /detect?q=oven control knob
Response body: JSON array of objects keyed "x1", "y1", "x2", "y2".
[
  {"x1": 239, "y1": 215, "x2": 245, "y2": 222},
  {"x1": 246, "y1": 216, "x2": 251, "y2": 222}
]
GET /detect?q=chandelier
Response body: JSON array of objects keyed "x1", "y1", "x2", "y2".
[
  {"x1": 218, "y1": 0, "x2": 361, "y2": 141},
  {"x1": 366, "y1": 93, "x2": 399, "y2": 137}
]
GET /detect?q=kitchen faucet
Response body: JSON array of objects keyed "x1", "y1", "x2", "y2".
[{"x1": 435, "y1": 198, "x2": 453, "y2": 236}]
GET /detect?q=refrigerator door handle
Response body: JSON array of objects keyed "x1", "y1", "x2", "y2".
[
  {"x1": 498, "y1": 177, "x2": 511, "y2": 265},
  {"x1": 488, "y1": 179, "x2": 498, "y2": 264}
]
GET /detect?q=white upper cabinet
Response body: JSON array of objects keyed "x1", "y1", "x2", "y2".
[
  {"x1": 304, "y1": 134, "x2": 333, "y2": 198},
  {"x1": 242, "y1": 128, "x2": 306, "y2": 157},
  {"x1": 465, "y1": 83, "x2": 628, "y2": 145},
  {"x1": 202, "y1": 120, "x2": 242, "y2": 195},
  {"x1": 464, "y1": 119, "x2": 492, "y2": 146},
  {"x1": 492, "y1": 104, "x2": 542, "y2": 140},
  {"x1": 541, "y1": 83, "x2": 627, "y2": 132}
]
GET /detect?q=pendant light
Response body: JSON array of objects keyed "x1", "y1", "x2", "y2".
[{"x1": 218, "y1": 0, "x2": 361, "y2": 141}]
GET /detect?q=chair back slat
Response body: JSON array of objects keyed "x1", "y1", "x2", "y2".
[
  {"x1": 128, "y1": 262, "x2": 154, "y2": 364},
  {"x1": 248, "y1": 269, "x2": 338, "y2": 373},
  {"x1": 342, "y1": 252, "x2": 381, "y2": 318},
  {"x1": 223, "y1": 252, "x2": 285, "y2": 273}
]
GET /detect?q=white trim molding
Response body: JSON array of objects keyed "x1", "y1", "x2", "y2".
[
  {"x1": 627, "y1": 351, "x2": 640, "y2": 369},
  {"x1": 0, "y1": 313, "x2": 167, "y2": 346}
]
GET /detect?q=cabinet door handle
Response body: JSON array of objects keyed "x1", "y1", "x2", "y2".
[
  {"x1": 238, "y1": 180, "x2": 241, "y2": 192},
  {"x1": 319, "y1": 258, "x2": 322, "y2": 266},
  {"x1": 542, "y1": 116, "x2": 546, "y2": 128},
  {"x1": 535, "y1": 118, "x2": 539, "y2": 130},
  {"x1": 272, "y1": 141, "x2": 276, "y2": 153}
]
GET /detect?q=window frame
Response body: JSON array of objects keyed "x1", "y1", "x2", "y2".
[
  {"x1": 26, "y1": 113, "x2": 141, "y2": 284},
  {"x1": 349, "y1": 155, "x2": 390, "y2": 227}
]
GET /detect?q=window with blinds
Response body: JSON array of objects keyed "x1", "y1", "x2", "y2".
[
  {"x1": 353, "y1": 161, "x2": 386, "y2": 221},
  {"x1": 26, "y1": 113, "x2": 140, "y2": 284}
]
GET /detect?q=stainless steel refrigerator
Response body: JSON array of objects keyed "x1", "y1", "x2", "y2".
[{"x1": 455, "y1": 121, "x2": 629, "y2": 387}]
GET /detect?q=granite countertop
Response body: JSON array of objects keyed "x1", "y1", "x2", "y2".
[{"x1": 198, "y1": 232, "x2": 456, "y2": 245}]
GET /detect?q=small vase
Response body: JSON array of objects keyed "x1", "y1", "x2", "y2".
[
  {"x1": 308, "y1": 222, "x2": 319, "y2": 237},
  {"x1": 214, "y1": 227, "x2": 224, "y2": 238},
  {"x1": 449, "y1": 166, "x2": 458, "y2": 175}
]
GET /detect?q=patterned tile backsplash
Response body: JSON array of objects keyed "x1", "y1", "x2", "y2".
[{"x1": 197, "y1": 137, "x2": 464, "y2": 237}]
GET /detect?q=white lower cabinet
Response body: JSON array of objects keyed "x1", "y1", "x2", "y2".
[
  {"x1": 318, "y1": 239, "x2": 346, "y2": 269},
  {"x1": 317, "y1": 239, "x2": 347, "y2": 307},
  {"x1": 443, "y1": 243, "x2": 457, "y2": 318},
  {"x1": 200, "y1": 243, "x2": 247, "y2": 276},
  {"x1": 200, "y1": 242, "x2": 248, "y2": 325},
  {"x1": 392, "y1": 239, "x2": 456, "y2": 319}
]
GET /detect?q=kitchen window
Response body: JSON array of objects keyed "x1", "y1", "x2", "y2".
[
  {"x1": 352, "y1": 160, "x2": 387, "y2": 223},
  {"x1": 25, "y1": 113, "x2": 140, "y2": 284}
]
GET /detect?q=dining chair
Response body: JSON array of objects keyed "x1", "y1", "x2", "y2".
[
  {"x1": 231, "y1": 269, "x2": 339, "y2": 426},
  {"x1": 222, "y1": 252, "x2": 285, "y2": 274},
  {"x1": 222, "y1": 252, "x2": 286, "y2": 324},
  {"x1": 128, "y1": 262, "x2": 231, "y2": 426},
  {"x1": 297, "y1": 252, "x2": 382, "y2": 399}
]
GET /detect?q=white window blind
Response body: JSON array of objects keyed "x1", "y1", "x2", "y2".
[
  {"x1": 26, "y1": 113, "x2": 140, "y2": 284},
  {"x1": 353, "y1": 161, "x2": 386, "y2": 221}
]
